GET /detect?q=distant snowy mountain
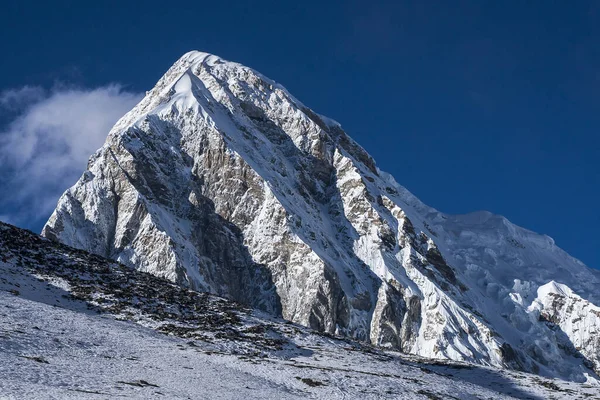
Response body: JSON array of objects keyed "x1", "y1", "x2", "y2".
[
  {"x1": 42, "y1": 51, "x2": 600, "y2": 383},
  {"x1": 2, "y1": 221, "x2": 597, "y2": 399}
]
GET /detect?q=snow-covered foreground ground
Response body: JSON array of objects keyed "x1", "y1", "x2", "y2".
[{"x1": 1, "y1": 222, "x2": 598, "y2": 399}]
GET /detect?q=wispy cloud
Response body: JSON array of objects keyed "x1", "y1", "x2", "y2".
[
  {"x1": 0, "y1": 85, "x2": 142, "y2": 230},
  {"x1": 0, "y1": 86, "x2": 46, "y2": 111}
]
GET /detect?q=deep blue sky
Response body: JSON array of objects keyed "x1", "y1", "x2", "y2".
[{"x1": 1, "y1": 1, "x2": 598, "y2": 269}]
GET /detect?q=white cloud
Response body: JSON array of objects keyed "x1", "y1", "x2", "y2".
[{"x1": 0, "y1": 85, "x2": 142, "y2": 230}]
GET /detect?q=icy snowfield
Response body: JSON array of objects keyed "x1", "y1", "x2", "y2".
[{"x1": 1, "y1": 222, "x2": 599, "y2": 399}]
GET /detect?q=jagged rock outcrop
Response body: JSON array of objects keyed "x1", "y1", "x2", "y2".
[
  {"x1": 529, "y1": 281, "x2": 600, "y2": 376},
  {"x1": 43, "y1": 51, "x2": 600, "y2": 383}
]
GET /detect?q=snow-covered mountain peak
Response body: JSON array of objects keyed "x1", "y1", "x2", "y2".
[
  {"x1": 180, "y1": 50, "x2": 226, "y2": 65},
  {"x1": 42, "y1": 51, "x2": 600, "y2": 383},
  {"x1": 537, "y1": 280, "x2": 574, "y2": 298}
]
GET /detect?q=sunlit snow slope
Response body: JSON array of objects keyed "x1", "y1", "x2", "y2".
[
  {"x1": 2, "y1": 221, "x2": 597, "y2": 399},
  {"x1": 42, "y1": 51, "x2": 600, "y2": 383}
]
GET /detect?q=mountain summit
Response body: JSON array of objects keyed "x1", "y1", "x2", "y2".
[{"x1": 43, "y1": 51, "x2": 600, "y2": 382}]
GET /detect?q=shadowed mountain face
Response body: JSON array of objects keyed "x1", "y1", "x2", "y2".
[{"x1": 42, "y1": 51, "x2": 600, "y2": 383}]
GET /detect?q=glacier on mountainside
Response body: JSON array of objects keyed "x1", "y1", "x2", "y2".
[{"x1": 42, "y1": 51, "x2": 600, "y2": 383}]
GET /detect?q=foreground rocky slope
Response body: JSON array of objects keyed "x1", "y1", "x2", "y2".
[
  {"x1": 42, "y1": 51, "x2": 600, "y2": 382},
  {"x1": 2, "y1": 221, "x2": 598, "y2": 399}
]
